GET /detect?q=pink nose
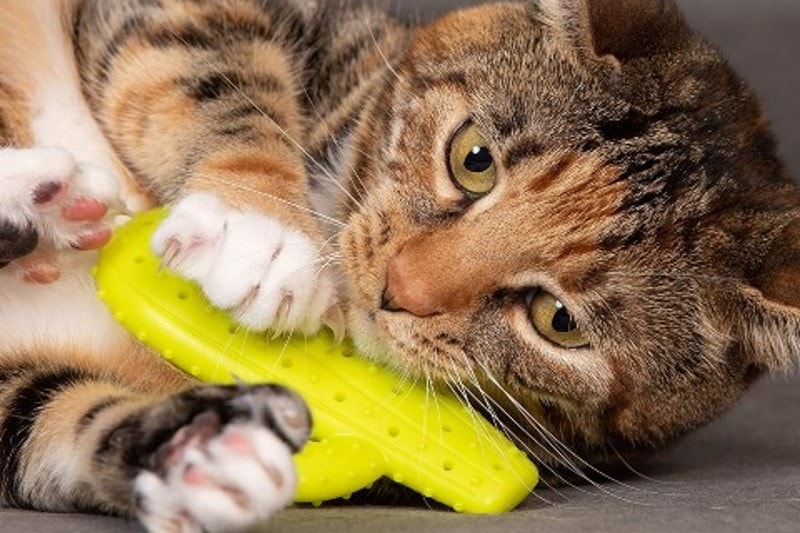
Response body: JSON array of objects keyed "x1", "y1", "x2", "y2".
[{"x1": 381, "y1": 254, "x2": 442, "y2": 317}]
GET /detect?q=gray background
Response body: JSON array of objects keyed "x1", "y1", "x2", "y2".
[{"x1": 2, "y1": 1, "x2": 798, "y2": 532}]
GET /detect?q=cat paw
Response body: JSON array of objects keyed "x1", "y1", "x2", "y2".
[
  {"x1": 0, "y1": 147, "x2": 120, "y2": 280},
  {"x1": 134, "y1": 385, "x2": 310, "y2": 533},
  {"x1": 151, "y1": 193, "x2": 340, "y2": 336}
]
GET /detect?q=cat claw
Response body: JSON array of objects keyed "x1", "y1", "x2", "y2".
[
  {"x1": 232, "y1": 286, "x2": 262, "y2": 329},
  {"x1": 322, "y1": 304, "x2": 346, "y2": 344},
  {"x1": 160, "y1": 239, "x2": 184, "y2": 271},
  {"x1": 273, "y1": 294, "x2": 294, "y2": 336}
]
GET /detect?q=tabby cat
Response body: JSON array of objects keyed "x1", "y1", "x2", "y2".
[{"x1": 0, "y1": 0, "x2": 797, "y2": 531}]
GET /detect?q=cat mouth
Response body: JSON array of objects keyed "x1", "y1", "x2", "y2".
[{"x1": 347, "y1": 305, "x2": 438, "y2": 370}]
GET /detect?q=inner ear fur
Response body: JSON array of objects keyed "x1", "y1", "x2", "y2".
[
  {"x1": 752, "y1": 218, "x2": 800, "y2": 309},
  {"x1": 729, "y1": 218, "x2": 800, "y2": 372},
  {"x1": 534, "y1": 0, "x2": 690, "y2": 62},
  {"x1": 728, "y1": 286, "x2": 800, "y2": 372},
  {"x1": 586, "y1": 0, "x2": 687, "y2": 60}
]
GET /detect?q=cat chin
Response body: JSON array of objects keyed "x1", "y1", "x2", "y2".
[
  {"x1": 346, "y1": 307, "x2": 394, "y2": 360},
  {"x1": 344, "y1": 305, "x2": 421, "y2": 377}
]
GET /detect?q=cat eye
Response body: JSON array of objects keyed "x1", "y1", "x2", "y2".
[
  {"x1": 527, "y1": 291, "x2": 589, "y2": 349},
  {"x1": 447, "y1": 122, "x2": 497, "y2": 198}
]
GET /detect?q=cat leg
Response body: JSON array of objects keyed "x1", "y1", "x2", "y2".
[
  {"x1": 75, "y1": 0, "x2": 340, "y2": 335},
  {"x1": 0, "y1": 355, "x2": 309, "y2": 532},
  {"x1": 0, "y1": 146, "x2": 119, "y2": 281},
  {"x1": 130, "y1": 385, "x2": 309, "y2": 533}
]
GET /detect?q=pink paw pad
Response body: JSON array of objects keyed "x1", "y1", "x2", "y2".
[
  {"x1": 155, "y1": 411, "x2": 222, "y2": 470},
  {"x1": 72, "y1": 225, "x2": 113, "y2": 250},
  {"x1": 183, "y1": 466, "x2": 212, "y2": 487},
  {"x1": 18, "y1": 251, "x2": 61, "y2": 285},
  {"x1": 23, "y1": 262, "x2": 61, "y2": 284},
  {"x1": 62, "y1": 197, "x2": 108, "y2": 222},
  {"x1": 221, "y1": 431, "x2": 256, "y2": 456}
]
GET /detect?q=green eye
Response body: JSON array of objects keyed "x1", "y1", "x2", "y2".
[
  {"x1": 528, "y1": 291, "x2": 589, "y2": 349},
  {"x1": 447, "y1": 123, "x2": 497, "y2": 197}
]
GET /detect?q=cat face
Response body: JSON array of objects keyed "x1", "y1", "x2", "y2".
[{"x1": 339, "y1": 0, "x2": 800, "y2": 467}]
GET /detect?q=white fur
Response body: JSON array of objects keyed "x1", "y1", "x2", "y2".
[
  {"x1": 152, "y1": 193, "x2": 337, "y2": 334},
  {"x1": 135, "y1": 424, "x2": 297, "y2": 533},
  {"x1": 25, "y1": 2, "x2": 132, "y2": 200},
  {"x1": 0, "y1": 5, "x2": 307, "y2": 531},
  {"x1": 0, "y1": 257, "x2": 129, "y2": 353},
  {"x1": 0, "y1": 147, "x2": 119, "y2": 248},
  {"x1": 0, "y1": 3, "x2": 130, "y2": 352}
]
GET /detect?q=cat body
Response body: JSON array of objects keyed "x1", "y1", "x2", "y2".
[{"x1": 0, "y1": 0, "x2": 798, "y2": 531}]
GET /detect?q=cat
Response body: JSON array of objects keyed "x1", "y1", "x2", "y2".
[{"x1": 1, "y1": 0, "x2": 798, "y2": 531}]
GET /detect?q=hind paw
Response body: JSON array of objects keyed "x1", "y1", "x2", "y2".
[
  {"x1": 0, "y1": 146, "x2": 120, "y2": 281},
  {"x1": 133, "y1": 385, "x2": 310, "y2": 533}
]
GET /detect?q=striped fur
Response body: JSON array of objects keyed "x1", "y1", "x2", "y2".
[{"x1": 0, "y1": 0, "x2": 799, "y2": 530}]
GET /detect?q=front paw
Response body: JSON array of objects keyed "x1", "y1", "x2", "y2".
[{"x1": 151, "y1": 193, "x2": 340, "y2": 335}]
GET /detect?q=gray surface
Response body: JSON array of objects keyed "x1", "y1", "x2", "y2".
[{"x1": 2, "y1": 0, "x2": 798, "y2": 532}]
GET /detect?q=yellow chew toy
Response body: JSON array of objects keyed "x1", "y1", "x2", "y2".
[{"x1": 94, "y1": 208, "x2": 538, "y2": 513}]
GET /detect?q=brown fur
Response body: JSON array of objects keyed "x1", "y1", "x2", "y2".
[{"x1": 0, "y1": 0, "x2": 797, "y2": 521}]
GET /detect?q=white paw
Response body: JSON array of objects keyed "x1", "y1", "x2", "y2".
[
  {"x1": 0, "y1": 146, "x2": 120, "y2": 270},
  {"x1": 135, "y1": 424, "x2": 297, "y2": 533},
  {"x1": 152, "y1": 193, "x2": 339, "y2": 335}
]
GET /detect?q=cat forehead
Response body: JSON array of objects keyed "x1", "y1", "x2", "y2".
[
  {"x1": 407, "y1": 3, "x2": 583, "y2": 90},
  {"x1": 402, "y1": 8, "x2": 624, "y2": 149}
]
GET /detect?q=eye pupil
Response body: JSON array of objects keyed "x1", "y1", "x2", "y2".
[
  {"x1": 448, "y1": 123, "x2": 497, "y2": 197},
  {"x1": 551, "y1": 305, "x2": 577, "y2": 333},
  {"x1": 464, "y1": 146, "x2": 493, "y2": 173},
  {"x1": 528, "y1": 290, "x2": 589, "y2": 349}
]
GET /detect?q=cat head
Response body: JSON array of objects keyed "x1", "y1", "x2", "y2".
[{"x1": 339, "y1": 0, "x2": 800, "y2": 469}]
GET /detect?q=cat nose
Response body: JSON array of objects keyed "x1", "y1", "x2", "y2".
[{"x1": 380, "y1": 254, "x2": 441, "y2": 317}]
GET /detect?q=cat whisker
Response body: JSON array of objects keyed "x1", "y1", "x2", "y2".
[
  {"x1": 472, "y1": 358, "x2": 661, "y2": 501},
  {"x1": 467, "y1": 382, "x2": 650, "y2": 505},
  {"x1": 442, "y1": 362, "x2": 574, "y2": 497},
  {"x1": 439, "y1": 363, "x2": 552, "y2": 502},
  {"x1": 365, "y1": 17, "x2": 401, "y2": 83},
  {"x1": 318, "y1": 229, "x2": 342, "y2": 249},
  {"x1": 297, "y1": 84, "x2": 371, "y2": 205},
  {"x1": 469, "y1": 363, "x2": 588, "y2": 474},
  {"x1": 194, "y1": 175, "x2": 346, "y2": 229},
  {"x1": 608, "y1": 444, "x2": 686, "y2": 489}
]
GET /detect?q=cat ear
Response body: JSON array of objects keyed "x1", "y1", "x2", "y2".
[
  {"x1": 532, "y1": 0, "x2": 689, "y2": 63},
  {"x1": 727, "y1": 218, "x2": 800, "y2": 372}
]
